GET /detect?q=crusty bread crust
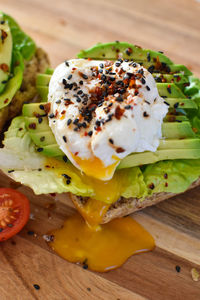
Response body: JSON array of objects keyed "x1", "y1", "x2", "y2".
[{"x1": 70, "y1": 177, "x2": 200, "y2": 224}]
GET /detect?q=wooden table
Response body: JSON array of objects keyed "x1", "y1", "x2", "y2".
[{"x1": 0, "y1": 0, "x2": 200, "y2": 299}]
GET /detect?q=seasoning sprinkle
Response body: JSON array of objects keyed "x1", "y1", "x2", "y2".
[
  {"x1": 33, "y1": 284, "x2": 40, "y2": 290},
  {"x1": 67, "y1": 119, "x2": 72, "y2": 126},
  {"x1": 49, "y1": 113, "x2": 55, "y2": 119},
  {"x1": 143, "y1": 111, "x2": 149, "y2": 117},
  {"x1": 174, "y1": 102, "x2": 179, "y2": 109},
  {"x1": 63, "y1": 155, "x2": 68, "y2": 163},
  {"x1": 63, "y1": 136, "x2": 67, "y2": 143},
  {"x1": 146, "y1": 86, "x2": 150, "y2": 91},
  {"x1": 175, "y1": 265, "x2": 181, "y2": 273},
  {"x1": 109, "y1": 138, "x2": 114, "y2": 144}
]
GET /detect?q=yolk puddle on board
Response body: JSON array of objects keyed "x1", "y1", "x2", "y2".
[{"x1": 49, "y1": 213, "x2": 155, "y2": 272}]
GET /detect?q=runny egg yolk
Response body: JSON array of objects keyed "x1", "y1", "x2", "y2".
[
  {"x1": 46, "y1": 158, "x2": 155, "y2": 272},
  {"x1": 70, "y1": 152, "x2": 120, "y2": 180}
]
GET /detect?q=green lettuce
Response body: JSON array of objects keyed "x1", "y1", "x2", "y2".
[
  {"x1": 3, "y1": 13, "x2": 36, "y2": 61},
  {"x1": 184, "y1": 76, "x2": 200, "y2": 136},
  {"x1": 143, "y1": 159, "x2": 200, "y2": 195}
]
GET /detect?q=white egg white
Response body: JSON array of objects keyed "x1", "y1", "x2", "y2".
[{"x1": 48, "y1": 59, "x2": 168, "y2": 180}]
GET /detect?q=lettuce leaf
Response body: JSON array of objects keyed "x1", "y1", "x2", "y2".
[
  {"x1": 3, "y1": 13, "x2": 36, "y2": 61},
  {"x1": 184, "y1": 76, "x2": 200, "y2": 136},
  {"x1": 143, "y1": 159, "x2": 200, "y2": 195}
]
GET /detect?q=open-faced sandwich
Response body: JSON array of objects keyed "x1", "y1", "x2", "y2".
[
  {"x1": 0, "y1": 42, "x2": 200, "y2": 271},
  {"x1": 0, "y1": 12, "x2": 49, "y2": 133}
]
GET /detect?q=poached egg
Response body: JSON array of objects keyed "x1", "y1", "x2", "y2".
[{"x1": 48, "y1": 59, "x2": 168, "y2": 180}]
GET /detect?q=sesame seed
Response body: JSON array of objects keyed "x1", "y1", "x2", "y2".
[
  {"x1": 167, "y1": 86, "x2": 171, "y2": 94},
  {"x1": 39, "y1": 105, "x2": 45, "y2": 110},
  {"x1": 82, "y1": 74, "x2": 88, "y2": 79},
  {"x1": 65, "y1": 61, "x2": 69, "y2": 67},
  {"x1": 143, "y1": 111, "x2": 149, "y2": 117},
  {"x1": 174, "y1": 102, "x2": 179, "y2": 108},
  {"x1": 148, "y1": 65, "x2": 155, "y2": 73},
  {"x1": 141, "y1": 78, "x2": 146, "y2": 84},
  {"x1": 37, "y1": 148, "x2": 43, "y2": 152},
  {"x1": 8, "y1": 170, "x2": 15, "y2": 173},
  {"x1": 109, "y1": 138, "x2": 114, "y2": 144},
  {"x1": 175, "y1": 265, "x2": 181, "y2": 273},
  {"x1": 68, "y1": 74, "x2": 72, "y2": 80},
  {"x1": 63, "y1": 155, "x2": 68, "y2": 162},
  {"x1": 40, "y1": 136, "x2": 45, "y2": 142},
  {"x1": 38, "y1": 117, "x2": 43, "y2": 124},
  {"x1": 115, "y1": 62, "x2": 121, "y2": 67},
  {"x1": 49, "y1": 113, "x2": 55, "y2": 119},
  {"x1": 67, "y1": 119, "x2": 72, "y2": 125},
  {"x1": 99, "y1": 63, "x2": 104, "y2": 68},
  {"x1": 164, "y1": 101, "x2": 170, "y2": 106},
  {"x1": 33, "y1": 284, "x2": 40, "y2": 290},
  {"x1": 79, "y1": 80, "x2": 83, "y2": 85},
  {"x1": 147, "y1": 52, "x2": 151, "y2": 62},
  {"x1": 88, "y1": 131, "x2": 93, "y2": 136},
  {"x1": 146, "y1": 86, "x2": 150, "y2": 91},
  {"x1": 73, "y1": 118, "x2": 79, "y2": 125},
  {"x1": 63, "y1": 136, "x2": 67, "y2": 143},
  {"x1": 116, "y1": 96, "x2": 123, "y2": 102},
  {"x1": 62, "y1": 174, "x2": 71, "y2": 180}
]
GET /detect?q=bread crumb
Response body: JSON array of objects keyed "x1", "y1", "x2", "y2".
[{"x1": 191, "y1": 268, "x2": 199, "y2": 282}]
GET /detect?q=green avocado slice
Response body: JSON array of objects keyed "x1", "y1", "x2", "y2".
[
  {"x1": 77, "y1": 42, "x2": 173, "y2": 65},
  {"x1": 118, "y1": 148, "x2": 200, "y2": 169},
  {"x1": 0, "y1": 13, "x2": 12, "y2": 94},
  {"x1": 0, "y1": 51, "x2": 24, "y2": 110}
]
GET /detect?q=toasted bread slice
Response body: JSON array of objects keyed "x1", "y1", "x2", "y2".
[{"x1": 70, "y1": 177, "x2": 200, "y2": 224}]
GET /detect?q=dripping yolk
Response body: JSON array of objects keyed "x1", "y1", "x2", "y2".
[
  {"x1": 71, "y1": 152, "x2": 120, "y2": 180},
  {"x1": 49, "y1": 213, "x2": 155, "y2": 272},
  {"x1": 45, "y1": 157, "x2": 155, "y2": 272}
]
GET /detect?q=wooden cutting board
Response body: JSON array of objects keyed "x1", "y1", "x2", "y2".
[{"x1": 0, "y1": 0, "x2": 200, "y2": 299}]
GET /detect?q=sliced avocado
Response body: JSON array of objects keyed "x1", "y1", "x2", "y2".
[
  {"x1": 118, "y1": 148, "x2": 200, "y2": 169},
  {"x1": 45, "y1": 68, "x2": 54, "y2": 75},
  {"x1": 0, "y1": 51, "x2": 24, "y2": 109},
  {"x1": 163, "y1": 98, "x2": 197, "y2": 109},
  {"x1": 158, "y1": 138, "x2": 200, "y2": 150},
  {"x1": 157, "y1": 83, "x2": 186, "y2": 98},
  {"x1": 36, "y1": 74, "x2": 51, "y2": 87},
  {"x1": 0, "y1": 14, "x2": 12, "y2": 94},
  {"x1": 36, "y1": 85, "x2": 48, "y2": 102},
  {"x1": 24, "y1": 116, "x2": 49, "y2": 132},
  {"x1": 23, "y1": 102, "x2": 47, "y2": 117},
  {"x1": 36, "y1": 144, "x2": 63, "y2": 157},
  {"x1": 77, "y1": 42, "x2": 173, "y2": 65},
  {"x1": 162, "y1": 122, "x2": 195, "y2": 139},
  {"x1": 29, "y1": 130, "x2": 57, "y2": 147}
]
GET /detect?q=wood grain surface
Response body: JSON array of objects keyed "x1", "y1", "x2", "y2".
[{"x1": 0, "y1": 0, "x2": 200, "y2": 299}]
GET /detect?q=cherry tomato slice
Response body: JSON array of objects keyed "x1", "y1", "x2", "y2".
[{"x1": 0, "y1": 188, "x2": 30, "y2": 242}]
